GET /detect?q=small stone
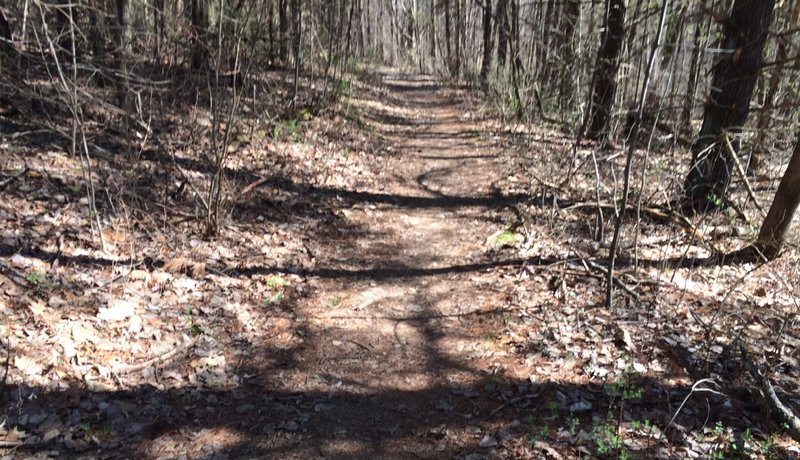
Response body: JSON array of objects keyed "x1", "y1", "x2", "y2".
[
  {"x1": 235, "y1": 404, "x2": 254, "y2": 414},
  {"x1": 284, "y1": 420, "x2": 299, "y2": 431},
  {"x1": 478, "y1": 434, "x2": 497, "y2": 448}
]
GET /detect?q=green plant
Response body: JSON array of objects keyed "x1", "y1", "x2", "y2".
[
  {"x1": 265, "y1": 274, "x2": 290, "y2": 289},
  {"x1": 272, "y1": 118, "x2": 300, "y2": 142},
  {"x1": 184, "y1": 307, "x2": 204, "y2": 336},
  {"x1": 265, "y1": 290, "x2": 284, "y2": 305},
  {"x1": 567, "y1": 417, "x2": 580, "y2": 436},
  {"x1": 27, "y1": 272, "x2": 53, "y2": 289},
  {"x1": 335, "y1": 79, "x2": 353, "y2": 99},
  {"x1": 592, "y1": 416, "x2": 625, "y2": 455},
  {"x1": 547, "y1": 400, "x2": 561, "y2": 420},
  {"x1": 761, "y1": 433, "x2": 779, "y2": 459},
  {"x1": 537, "y1": 424, "x2": 550, "y2": 440}
]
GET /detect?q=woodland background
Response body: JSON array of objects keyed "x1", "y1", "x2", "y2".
[{"x1": 1, "y1": 0, "x2": 800, "y2": 458}]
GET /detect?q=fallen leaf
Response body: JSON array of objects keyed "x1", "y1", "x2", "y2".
[
  {"x1": 478, "y1": 434, "x2": 497, "y2": 448},
  {"x1": 13, "y1": 356, "x2": 43, "y2": 376},
  {"x1": 72, "y1": 323, "x2": 100, "y2": 344},
  {"x1": 97, "y1": 299, "x2": 136, "y2": 321}
]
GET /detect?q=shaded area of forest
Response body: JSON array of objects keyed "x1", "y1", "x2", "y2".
[{"x1": 1, "y1": 0, "x2": 800, "y2": 459}]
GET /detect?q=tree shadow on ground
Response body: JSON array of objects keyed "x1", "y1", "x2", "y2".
[{"x1": 4, "y1": 367, "x2": 790, "y2": 459}]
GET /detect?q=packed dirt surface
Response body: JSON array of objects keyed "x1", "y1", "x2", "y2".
[{"x1": 2, "y1": 70, "x2": 800, "y2": 459}]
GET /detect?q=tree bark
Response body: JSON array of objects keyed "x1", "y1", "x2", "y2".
[
  {"x1": 496, "y1": 0, "x2": 508, "y2": 69},
  {"x1": 683, "y1": 0, "x2": 776, "y2": 213},
  {"x1": 559, "y1": 0, "x2": 580, "y2": 110},
  {"x1": 190, "y1": 0, "x2": 209, "y2": 71},
  {"x1": 429, "y1": 0, "x2": 435, "y2": 61},
  {"x1": 153, "y1": 0, "x2": 164, "y2": 58},
  {"x1": 586, "y1": 0, "x2": 626, "y2": 141},
  {"x1": 444, "y1": 0, "x2": 452, "y2": 75},
  {"x1": 479, "y1": 0, "x2": 493, "y2": 83},
  {"x1": 453, "y1": 0, "x2": 462, "y2": 77},
  {"x1": 753, "y1": 0, "x2": 800, "y2": 168},
  {"x1": 279, "y1": 0, "x2": 289, "y2": 62},
  {"x1": 115, "y1": 0, "x2": 130, "y2": 107},
  {"x1": 682, "y1": 9, "x2": 708, "y2": 136},
  {"x1": 0, "y1": 9, "x2": 12, "y2": 57},
  {"x1": 753, "y1": 131, "x2": 800, "y2": 259},
  {"x1": 291, "y1": 0, "x2": 302, "y2": 108}
]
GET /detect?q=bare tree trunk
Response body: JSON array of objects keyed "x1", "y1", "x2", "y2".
[
  {"x1": 344, "y1": 0, "x2": 356, "y2": 71},
  {"x1": 0, "y1": 9, "x2": 13, "y2": 57},
  {"x1": 268, "y1": 1, "x2": 276, "y2": 63},
  {"x1": 444, "y1": 0, "x2": 452, "y2": 75},
  {"x1": 752, "y1": 131, "x2": 800, "y2": 259},
  {"x1": 559, "y1": 0, "x2": 580, "y2": 110},
  {"x1": 586, "y1": 0, "x2": 626, "y2": 141},
  {"x1": 429, "y1": 0, "x2": 435, "y2": 62},
  {"x1": 509, "y1": 0, "x2": 522, "y2": 118},
  {"x1": 683, "y1": 0, "x2": 776, "y2": 213},
  {"x1": 496, "y1": 0, "x2": 508, "y2": 69},
  {"x1": 190, "y1": 0, "x2": 209, "y2": 71},
  {"x1": 682, "y1": 9, "x2": 707, "y2": 135},
  {"x1": 279, "y1": 0, "x2": 289, "y2": 62},
  {"x1": 153, "y1": 0, "x2": 164, "y2": 59},
  {"x1": 55, "y1": 0, "x2": 74, "y2": 60},
  {"x1": 753, "y1": 0, "x2": 800, "y2": 169},
  {"x1": 115, "y1": 0, "x2": 130, "y2": 107},
  {"x1": 479, "y1": 0, "x2": 493, "y2": 83},
  {"x1": 291, "y1": 0, "x2": 302, "y2": 109},
  {"x1": 454, "y1": 0, "x2": 462, "y2": 77}
]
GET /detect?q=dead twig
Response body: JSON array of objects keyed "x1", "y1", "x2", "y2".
[
  {"x1": 739, "y1": 341, "x2": 800, "y2": 442},
  {"x1": 582, "y1": 259, "x2": 640, "y2": 300},
  {"x1": 0, "y1": 166, "x2": 29, "y2": 190},
  {"x1": 660, "y1": 378, "x2": 725, "y2": 445},
  {"x1": 722, "y1": 130, "x2": 765, "y2": 217},
  {"x1": 112, "y1": 336, "x2": 198, "y2": 375}
]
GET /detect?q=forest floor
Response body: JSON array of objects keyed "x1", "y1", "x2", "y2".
[{"x1": 1, "y1": 69, "x2": 800, "y2": 459}]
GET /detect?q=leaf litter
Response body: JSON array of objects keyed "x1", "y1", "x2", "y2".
[{"x1": 0, "y1": 70, "x2": 798, "y2": 459}]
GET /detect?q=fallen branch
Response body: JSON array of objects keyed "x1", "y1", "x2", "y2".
[
  {"x1": 739, "y1": 341, "x2": 800, "y2": 442},
  {"x1": 112, "y1": 336, "x2": 198, "y2": 375},
  {"x1": 0, "y1": 166, "x2": 29, "y2": 190},
  {"x1": 660, "y1": 378, "x2": 725, "y2": 445},
  {"x1": 582, "y1": 259, "x2": 639, "y2": 300},
  {"x1": 722, "y1": 130, "x2": 765, "y2": 216}
]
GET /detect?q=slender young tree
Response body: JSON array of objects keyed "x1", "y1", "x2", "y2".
[
  {"x1": 586, "y1": 0, "x2": 626, "y2": 141},
  {"x1": 731, "y1": 131, "x2": 800, "y2": 261},
  {"x1": 190, "y1": 0, "x2": 209, "y2": 71},
  {"x1": 496, "y1": 0, "x2": 508, "y2": 69},
  {"x1": 683, "y1": 0, "x2": 776, "y2": 212},
  {"x1": 755, "y1": 134, "x2": 800, "y2": 258},
  {"x1": 479, "y1": 0, "x2": 493, "y2": 83},
  {"x1": 444, "y1": 0, "x2": 452, "y2": 73},
  {"x1": 559, "y1": 0, "x2": 580, "y2": 110},
  {"x1": 0, "y1": 9, "x2": 12, "y2": 57},
  {"x1": 753, "y1": 0, "x2": 800, "y2": 168},
  {"x1": 279, "y1": 0, "x2": 289, "y2": 62}
]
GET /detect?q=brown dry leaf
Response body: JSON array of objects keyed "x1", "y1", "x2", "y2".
[
  {"x1": 97, "y1": 299, "x2": 136, "y2": 321},
  {"x1": 0, "y1": 426, "x2": 26, "y2": 445},
  {"x1": 27, "y1": 297, "x2": 46, "y2": 317},
  {"x1": 63, "y1": 432, "x2": 89, "y2": 451},
  {"x1": 13, "y1": 355, "x2": 44, "y2": 376},
  {"x1": 71, "y1": 322, "x2": 100, "y2": 344},
  {"x1": 164, "y1": 257, "x2": 189, "y2": 273}
]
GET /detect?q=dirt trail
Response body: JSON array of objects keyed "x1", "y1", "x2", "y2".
[{"x1": 242, "y1": 73, "x2": 525, "y2": 458}]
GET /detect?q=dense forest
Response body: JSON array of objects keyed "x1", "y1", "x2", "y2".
[{"x1": 1, "y1": 0, "x2": 800, "y2": 458}]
